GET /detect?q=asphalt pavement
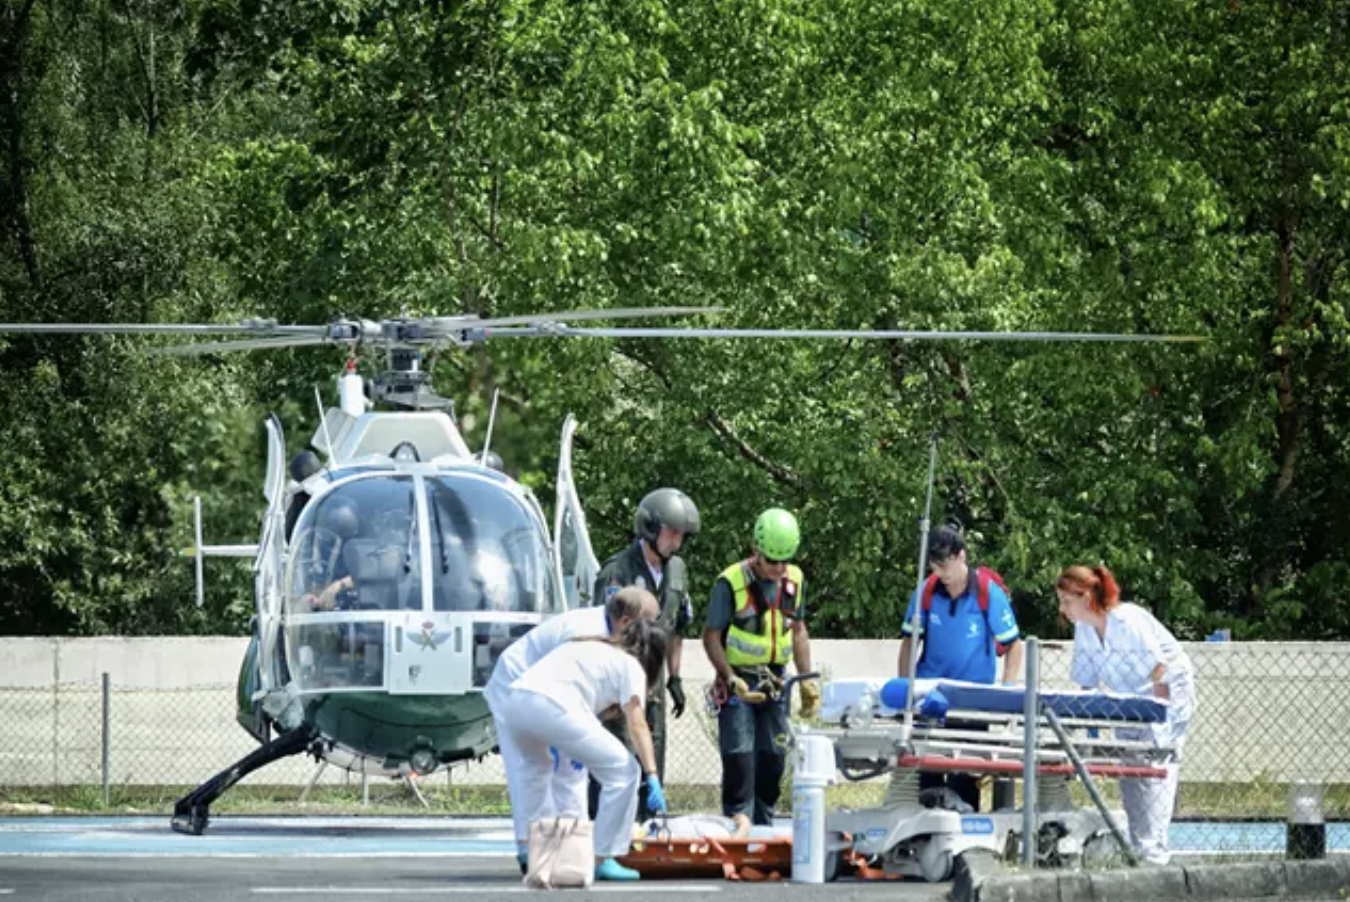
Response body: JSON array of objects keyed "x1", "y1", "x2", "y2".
[{"x1": 0, "y1": 817, "x2": 951, "y2": 902}]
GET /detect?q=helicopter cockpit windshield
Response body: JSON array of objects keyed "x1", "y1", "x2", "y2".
[
  {"x1": 282, "y1": 470, "x2": 559, "y2": 696},
  {"x1": 425, "y1": 474, "x2": 552, "y2": 615},
  {"x1": 287, "y1": 478, "x2": 420, "y2": 616}
]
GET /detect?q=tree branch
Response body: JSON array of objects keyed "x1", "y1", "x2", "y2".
[
  {"x1": 1, "y1": 0, "x2": 43, "y2": 288},
  {"x1": 436, "y1": 353, "x2": 529, "y2": 411},
  {"x1": 950, "y1": 434, "x2": 1014, "y2": 518},
  {"x1": 1271, "y1": 211, "x2": 1299, "y2": 501},
  {"x1": 117, "y1": 0, "x2": 157, "y2": 140},
  {"x1": 704, "y1": 411, "x2": 804, "y2": 489},
  {"x1": 615, "y1": 347, "x2": 803, "y2": 489}
]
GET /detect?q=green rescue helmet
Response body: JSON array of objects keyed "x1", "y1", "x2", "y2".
[
  {"x1": 753, "y1": 508, "x2": 800, "y2": 561},
  {"x1": 634, "y1": 488, "x2": 701, "y2": 545}
]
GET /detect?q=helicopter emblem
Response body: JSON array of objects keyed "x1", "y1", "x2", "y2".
[{"x1": 415, "y1": 621, "x2": 451, "y2": 651}]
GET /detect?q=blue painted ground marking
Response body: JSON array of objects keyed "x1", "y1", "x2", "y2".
[
  {"x1": 1170, "y1": 821, "x2": 1350, "y2": 855},
  {"x1": 3, "y1": 816, "x2": 1348, "y2": 859},
  {"x1": 0, "y1": 817, "x2": 516, "y2": 857}
]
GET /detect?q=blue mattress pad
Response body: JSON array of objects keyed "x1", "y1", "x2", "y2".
[{"x1": 879, "y1": 677, "x2": 1168, "y2": 724}]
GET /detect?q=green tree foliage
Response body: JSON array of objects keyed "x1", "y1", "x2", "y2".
[{"x1": 0, "y1": 0, "x2": 1346, "y2": 639}]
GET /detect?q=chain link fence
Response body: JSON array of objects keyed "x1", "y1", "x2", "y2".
[
  {"x1": 1029, "y1": 640, "x2": 1350, "y2": 860},
  {"x1": 0, "y1": 674, "x2": 879, "y2": 814},
  {"x1": 3, "y1": 641, "x2": 1349, "y2": 864}
]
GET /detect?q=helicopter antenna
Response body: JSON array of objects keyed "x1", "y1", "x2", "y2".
[
  {"x1": 194, "y1": 496, "x2": 206, "y2": 608},
  {"x1": 314, "y1": 386, "x2": 337, "y2": 464},
  {"x1": 479, "y1": 387, "x2": 501, "y2": 468}
]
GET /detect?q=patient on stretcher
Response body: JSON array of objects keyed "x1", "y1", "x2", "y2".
[{"x1": 636, "y1": 814, "x2": 789, "y2": 842}]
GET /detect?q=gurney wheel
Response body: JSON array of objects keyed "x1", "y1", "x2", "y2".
[
  {"x1": 1082, "y1": 833, "x2": 1128, "y2": 869},
  {"x1": 919, "y1": 848, "x2": 953, "y2": 883}
]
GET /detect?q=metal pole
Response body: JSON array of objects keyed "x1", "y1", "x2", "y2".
[
  {"x1": 1043, "y1": 707, "x2": 1138, "y2": 866},
  {"x1": 903, "y1": 433, "x2": 939, "y2": 735},
  {"x1": 51, "y1": 641, "x2": 59, "y2": 791},
  {"x1": 1021, "y1": 637, "x2": 1039, "y2": 868},
  {"x1": 194, "y1": 496, "x2": 205, "y2": 608},
  {"x1": 101, "y1": 673, "x2": 111, "y2": 807}
]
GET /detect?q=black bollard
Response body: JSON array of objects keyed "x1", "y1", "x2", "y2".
[
  {"x1": 992, "y1": 778, "x2": 1016, "y2": 811},
  {"x1": 1287, "y1": 781, "x2": 1326, "y2": 860}
]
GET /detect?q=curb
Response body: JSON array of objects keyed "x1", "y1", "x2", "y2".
[{"x1": 951, "y1": 856, "x2": 1350, "y2": 902}]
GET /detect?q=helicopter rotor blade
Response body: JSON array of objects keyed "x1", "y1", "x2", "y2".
[
  {"x1": 477, "y1": 325, "x2": 1207, "y2": 343},
  {"x1": 150, "y1": 334, "x2": 337, "y2": 355},
  {"x1": 453, "y1": 305, "x2": 723, "y2": 330},
  {"x1": 0, "y1": 320, "x2": 325, "y2": 337},
  {"x1": 0, "y1": 313, "x2": 1207, "y2": 348}
]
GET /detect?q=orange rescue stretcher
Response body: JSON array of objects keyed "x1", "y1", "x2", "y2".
[
  {"x1": 617, "y1": 672, "x2": 813, "y2": 881},
  {"x1": 618, "y1": 829, "x2": 795, "y2": 881}
]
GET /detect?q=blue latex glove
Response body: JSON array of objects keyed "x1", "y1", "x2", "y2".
[{"x1": 646, "y1": 775, "x2": 668, "y2": 814}]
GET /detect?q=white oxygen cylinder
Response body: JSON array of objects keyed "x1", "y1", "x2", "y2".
[
  {"x1": 791, "y1": 733, "x2": 835, "y2": 883},
  {"x1": 338, "y1": 361, "x2": 366, "y2": 418}
]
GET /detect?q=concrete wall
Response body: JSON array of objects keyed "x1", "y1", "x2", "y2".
[{"x1": 2, "y1": 638, "x2": 1348, "y2": 791}]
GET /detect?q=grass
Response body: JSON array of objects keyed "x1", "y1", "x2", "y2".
[
  {"x1": 4, "y1": 780, "x2": 1348, "y2": 820},
  {"x1": 0, "y1": 784, "x2": 514, "y2": 817}
]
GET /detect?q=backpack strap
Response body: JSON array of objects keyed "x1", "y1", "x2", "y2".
[
  {"x1": 920, "y1": 573, "x2": 941, "y2": 613},
  {"x1": 975, "y1": 566, "x2": 1011, "y2": 657},
  {"x1": 918, "y1": 567, "x2": 1014, "y2": 660}
]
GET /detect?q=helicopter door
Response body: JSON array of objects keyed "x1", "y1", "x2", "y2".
[
  {"x1": 553, "y1": 415, "x2": 599, "y2": 610},
  {"x1": 254, "y1": 414, "x2": 290, "y2": 693}
]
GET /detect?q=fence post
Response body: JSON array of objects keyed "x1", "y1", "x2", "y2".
[
  {"x1": 52, "y1": 640, "x2": 60, "y2": 791},
  {"x1": 1021, "y1": 637, "x2": 1039, "y2": 869},
  {"x1": 101, "y1": 672, "x2": 111, "y2": 807}
]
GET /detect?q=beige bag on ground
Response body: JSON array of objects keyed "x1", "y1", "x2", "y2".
[{"x1": 524, "y1": 817, "x2": 595, "y2": 889}]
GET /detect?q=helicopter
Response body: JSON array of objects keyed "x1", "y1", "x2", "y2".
[{"x1": 0, "y1": 308, "x2": 1203, "y2": 835}]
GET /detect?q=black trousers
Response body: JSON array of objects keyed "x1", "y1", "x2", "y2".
[
  {"x1": 717, "y1": 691, "x2": 791, "y2": 826},
  {"x1": 918, "y1": 720, "x2": 987, "y2": 812}
]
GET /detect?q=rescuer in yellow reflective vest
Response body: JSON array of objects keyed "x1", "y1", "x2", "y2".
[{"x1": 701, "y1": 508, "x2": 820, "y2": 826}]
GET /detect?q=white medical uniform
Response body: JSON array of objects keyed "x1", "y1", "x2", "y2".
[
  {"x1": 501, "y1": 641, "x2": 646, "y2": 858},
  {"x1": 484, "y1": 606, "x2": 609, "y2": 846},
  {"x1": 1070, "y1": 603, "x2": 1195, "y2": 865}
]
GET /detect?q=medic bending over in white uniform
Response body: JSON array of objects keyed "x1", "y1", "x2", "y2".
[
  {"x1": 1056, "y1": 565, "x2": 1196, "y2": 866},
  {"x1": 500, "y1": 618, "x2": 670, "y2": 882},
  {"x1": 485, "y1": 586, "x2": 660, "y2": 873}
]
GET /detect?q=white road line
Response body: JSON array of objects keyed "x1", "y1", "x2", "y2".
[
  {"x1": 252, "y1": 887, "x2": 721, "y2": 895},
  {"x1": 0, "y1": 852, "x2": 514, "y2": 859}
]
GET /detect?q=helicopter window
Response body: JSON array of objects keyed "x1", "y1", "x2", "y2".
[
  {"x1": 286, "y1": 478, "x2": 421, "y2": 615},
  {"x1": 472, "y1": 621, "x2": 538, "y2": 688},
  {"x1": 426, "y1": 475, "x2": 557, "y2": 614},
  {"x1": 287, "y1": 617, "x2": 387, "y2": 691}
]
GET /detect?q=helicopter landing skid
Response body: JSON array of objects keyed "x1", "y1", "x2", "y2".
[{"x1": 171, "y1": 725, "x2": 319, "y2": 835}]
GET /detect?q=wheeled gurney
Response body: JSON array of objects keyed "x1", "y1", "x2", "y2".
[{"x1": 812, "y1": 678, "x2": 1175, "y2": 881}]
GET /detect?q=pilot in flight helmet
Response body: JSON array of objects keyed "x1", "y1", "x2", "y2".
[
  {"x1": 634, "y1": 488, "x2": 701, "y2": 545},
  {"x1": 319, "y1": 496, "x2": 361, "y2": 541}
]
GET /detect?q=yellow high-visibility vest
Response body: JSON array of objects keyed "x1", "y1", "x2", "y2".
[{"x1": 720, "y1": 560, "x2": 803, "y2": 667}]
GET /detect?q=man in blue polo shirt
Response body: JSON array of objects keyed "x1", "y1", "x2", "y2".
[{"x1": 896, "y1": 527, "x2": 1023, "y2": 811}]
